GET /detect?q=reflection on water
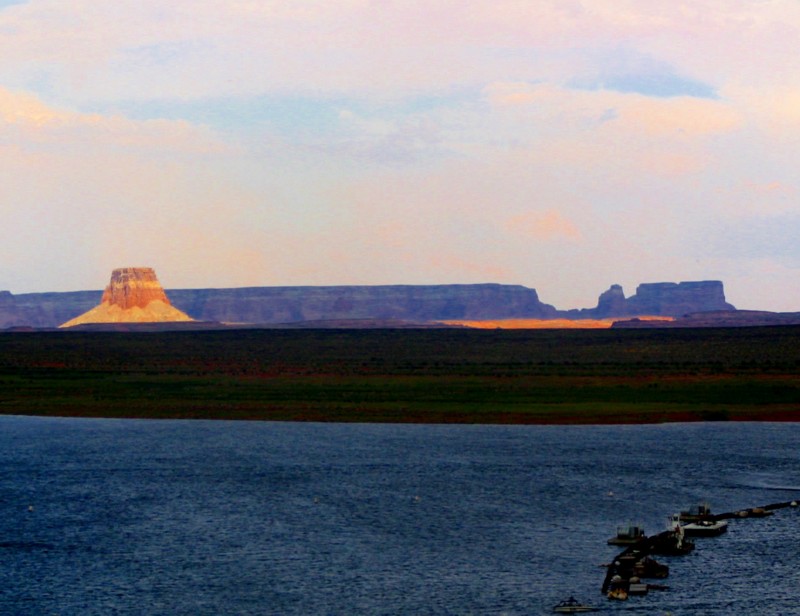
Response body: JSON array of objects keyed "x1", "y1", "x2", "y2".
[{"x1": 1, "y1": 418, "x2": 798, "y2": 615}]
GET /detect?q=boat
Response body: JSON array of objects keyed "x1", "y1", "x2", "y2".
[
  {"x1": 606, "y1": 575, "x2": 629, "y2": 601},
  {"x1": 652, "y1": 517, "x2": 695, "y2": 555},
  {"x1": 633, "y1": 555, "x2": 669, "y2": 579},
  {"x1": 552, "y1": 597, "x2": 597, "y2": 613},
  {"x1": 682, "y1": 518, "x2": 728, "y2": 536},
  {"x1": 678, "y1": 503, "x2": 712, "y2": 522},
  {"x1": 607, "y1": 522, "x2": 646, "y2": 545},
  {"x1": 651, "y1": 535, "x2": 694, "y2": 555},
  {"x1": 628, "y1": 576, "x2": 648, "y2": 596}
]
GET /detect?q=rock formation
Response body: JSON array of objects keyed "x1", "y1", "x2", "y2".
[
  {"x1": 9, "y1": 290, "x2": 101, "y2": 329},
  {"x1": 0, "y1": 290, "x2": 25, "y2": 328},
  {"x1": 625, "y1": 281, "x2": 735, "y2": 316},
  {"x1": 167, "y1": 283, "x2": 557, "y2": 324},
  {"x1": 59, "y1": 268, "x2": 193, "y2": 327},
  {"x1": 593, "y1": 284, "x2": 628, "y2": 318},
  {"x1": 1, "y1": 277, "x2": 754, "y2": 330},
  {"x1": 566, "y1": 280, "x2": 736, "y2": 319},
  {"x1": 14, "y1": 283, "x2": 558, "y2": 328}
]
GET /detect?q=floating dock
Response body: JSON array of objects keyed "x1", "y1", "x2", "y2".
[{"x1": 601, "y1": 499, "x2": 798, "y2": 596}]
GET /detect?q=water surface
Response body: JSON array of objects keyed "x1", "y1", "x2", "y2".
[{"x1": 1, "y1": 418, "x2": 798, "y2": 614}]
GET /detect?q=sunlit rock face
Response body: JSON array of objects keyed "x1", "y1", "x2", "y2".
[
  {"x1": 60, "y1": 268, "x2": 193, "y2": 327},
  {"x1": 100, "y1": 267, "x2": 169, "y2": 309}
]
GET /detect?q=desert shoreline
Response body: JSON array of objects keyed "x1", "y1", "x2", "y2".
[{"x1": 2, "y1": 326, "x2": 798, "y2": 425}]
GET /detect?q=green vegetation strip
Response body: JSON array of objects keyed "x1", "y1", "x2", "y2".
[{"x1": 1, "y1": 327, "x2": 799, "y2": 423}]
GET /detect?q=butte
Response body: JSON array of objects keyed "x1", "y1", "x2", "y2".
[{"x1": 60, "y1": 267, "x2": 193, "y2": 327}]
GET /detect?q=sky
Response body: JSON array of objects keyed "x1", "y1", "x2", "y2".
[{"x1": 1, "y1": 1, "x2": 798, "y2": 311}]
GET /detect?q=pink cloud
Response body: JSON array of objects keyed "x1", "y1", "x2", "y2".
[
  {"x1": 0, "y1": 86, "x2": 229, "y2": 154},
  {"x1": 505, "y1": 210, "x2": 582, "y2": 241},
  {"x1": 613, "y1": 95, "x2": 740, "y2": 136}
]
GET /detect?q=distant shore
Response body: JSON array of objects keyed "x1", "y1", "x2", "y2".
[
  {"x1": 1, "y1": 327, "x2": 798, "y2": 424},
  {"x1": 438, "y1": 316, "x2": 673, "y2": 329}
]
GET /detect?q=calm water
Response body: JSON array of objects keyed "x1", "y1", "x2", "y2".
[{"x1": 1, "y1": 417, "x2": 798, "y2": 615}]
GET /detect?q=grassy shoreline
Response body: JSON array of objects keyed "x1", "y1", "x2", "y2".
[{"x1": 2, "y1": 327, "x2": 799, "y2": 424}]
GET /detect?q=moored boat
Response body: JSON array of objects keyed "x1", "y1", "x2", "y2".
[
  {"x1": 628, "y1": 576, "x2": 648, "y2": 596},
  {"x1": 633, "y1": 555, "x2": 669, "y2": 579},
  {"x1": 651, "y1": 534, "x2": 695, "y2": 555},
  {"x1": 652, "y1": 517, "x2": 695, "y2": 555},
  {"x1": 682, "y1": 518, "x2": 728, "y2": 536},
  {"x1": 678, "y1": 503, "x2": 712, "y2": 522},
  {"x1": 606, "y1": 575, "x2": 629, "y2": 601},
  {"x1": 607, "y1": 522, "x2": 645, "y2": 545}
]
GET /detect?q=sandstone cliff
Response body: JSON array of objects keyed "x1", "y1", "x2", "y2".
[
  {"x1": 99, "y1": 267, "x2": 172, "y2": 309},
  {"x1": 626, "y1": 281, "x2": 735, "y2": 316},
  {"x1": 566, "y1": 280, "x2": 736, "y2": 319},
  {"x1": 60, "y1": 268, "x2": 193, "y2": 327},
  {"x1": 1, "y1": 278, "x2": 750, "y2": 330},
  {"x1": 11, "y1": 283, "x2": 555, "y2": 328},
  {"x1": 167, "y1": 283, "x2": 557, "y2": 324},
  {"x1": 594, "y1": 284, "x2": 627, "y2": 318},
  {"x1": 0, "y1": 290, "x2": 25, "y2": 329}
]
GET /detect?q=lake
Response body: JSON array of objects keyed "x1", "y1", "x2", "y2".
[{"x1": 1, "y1": 417, "x2": 798, "y2": 614}]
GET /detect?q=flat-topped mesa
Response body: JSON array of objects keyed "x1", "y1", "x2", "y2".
[
  {"x1": 626, "y1": 280, "x2": 735, "y2": 316},
  {"x1": 564, "y1": 280, "x2": 736, "y2": 319},
  {"x1": 60, "y1": 267, "x2": 193, "y2": 327}
]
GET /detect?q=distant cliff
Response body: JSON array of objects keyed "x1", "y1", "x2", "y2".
[
  {"x1": 565, "y1": 280, "x2": 736, "y2": 318},
  {"x1": 170, "y1": 284, "x2": 557, "y2": 324},
  {"x1": 0, "y1": 291, "x2": 24, "y2": 329},
  {"x1": 2, "y1": 283, "x2": 557, "y2": 329},
  {"x1": 627, "y1": 281, "x2": 735, "y2": 315},
  {"x1": 0, "y1": 279, "x2": 752, "y2": 329},
  {"x1": 5, "y1": 290, "x2": 101, "y2": 329}
]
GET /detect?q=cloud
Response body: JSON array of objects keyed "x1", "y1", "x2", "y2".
[
  {"x1": 505, "y1": 210, "x2": 582, "y2": 241},
  {"x1": 0, "y1": 88, "x2": 273, "y2": 291},
  {"x1": 484, "y1": 81, "x2": 740, "y2": 136},
  {"x1": 613, "y1": 95, "x2": 740, "y2": 136},
  {"x1": 0, "y1": 1, "x2": 795, "y2": 106},
  {"x1": 1, "y1": 1, "x2": 799, "y2": 313},
  {"x1": 0, "y1": 87, "x2": 66, "y2": 125},
  {"x1": 0, "y1": 86, "x2": 229, "y2": 156}
]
